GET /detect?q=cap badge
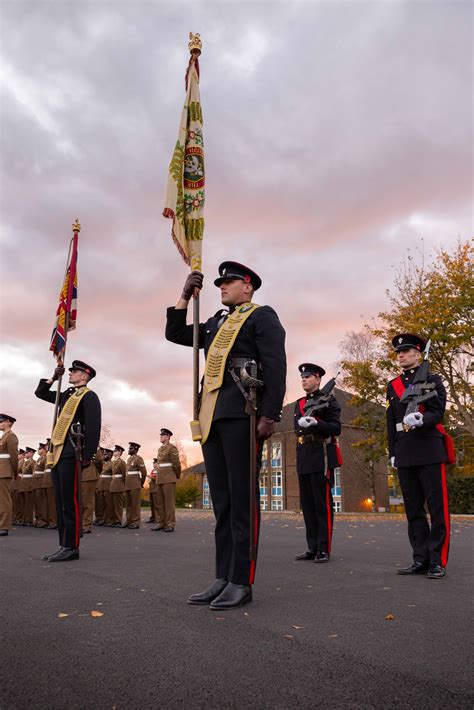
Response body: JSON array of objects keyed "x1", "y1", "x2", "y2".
[
  {"x1": 244, "y1": 274, "x2": 251, "y2": 283},
  {"x1": 239, "y1": 304, "x2": 252, "y2": 313},
  {"x1": 398, "y1": 337, "x2": 403, "y2": 343}
]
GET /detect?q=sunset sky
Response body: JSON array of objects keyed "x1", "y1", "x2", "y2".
[{"x1": 0, "y1": 1, "x2": 472, "y2": 466}]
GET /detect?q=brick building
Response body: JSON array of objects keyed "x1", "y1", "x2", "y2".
[{"x1": 181, "y1": 388, "x2": 401, "y2": 512}]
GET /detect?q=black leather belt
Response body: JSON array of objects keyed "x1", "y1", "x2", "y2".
[{"x1": 297, "y1": 433, "x2": 325, "y2": 445}]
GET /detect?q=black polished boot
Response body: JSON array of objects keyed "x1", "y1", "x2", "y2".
[
  {"x1": 187, "y1": 579, "x2": 228, "y2": 605},
  {"x1": 151, "y1": 525, "x2": 165, "y2": 531},
  {"x1": 48, "y1": 547, "x2": 79, "y2": 562},
  {"x1": 209, "y1": 583, "x2": 252, "y2": 610},
  {"x1": 295, "y1": 550, "x2": 316, "y2": 561},
  {"x1": 397, "y1": 561, "x2": 430, "y2": 575},
  {"x1": 42, "y1": 546, "x2": 65, "y2": 561},
  {"x1": 314, "y1": 551, "x2": 330, "y2": 563},
  {"x1": 426, "y1": 564, "x2": 446, "y2": 579}
]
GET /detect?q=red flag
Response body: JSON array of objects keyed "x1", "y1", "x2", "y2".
[{"x1": 50, "y1": 224, "x2": 79, "y2": 361}]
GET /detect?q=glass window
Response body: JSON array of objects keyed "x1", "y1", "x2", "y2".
[
  {"x1": 203, "y1": 494, "x2": 212, "y2": 510},
  {"x1": 260, "y1": 470, "x2": 268, "y2": 497},
  {"x1": 334, "y1": 500, "x2": 342, "y2": 513},
  {"x1": 261, "y1": 498, "x2": 269, "y2": 511},
  {"x1": 332, "y1": 467, "x2": 341, "y2": 497},
  {"x1": 203, "y1": 474, "x2": 209, "y2": 492},
  {"x1": 271, "y1": 470, "x2": 282, "y2": 497},
  {"x1": 271, "y1": 499, "x2": 283, "y2": 511},
  {"x1": 271, "y1": 441, "x2": 282, "y2": 468}
]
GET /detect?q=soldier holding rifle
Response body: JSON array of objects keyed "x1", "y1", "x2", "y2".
[
  {"x1": 166, "y1": 261, "x2": 286, "y2": 609},
  {"x1": 387, "y1": 334, "x2": 453, "y2": 579},
  {"x1": 35, "y1": 360, "x2": 101, "y2": 561},
  {"x1": 294, "y1": 364, "x2": 342, "y2": 563}
]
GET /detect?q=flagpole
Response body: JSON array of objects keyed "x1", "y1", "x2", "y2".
[
  {"x1": 189, "y1": 38, "x2": 202, "y2": 426},
  {"x1": 50, "y1": 219, "x2": 81, "y2": 433}
]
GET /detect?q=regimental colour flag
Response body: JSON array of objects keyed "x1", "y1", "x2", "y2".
[
  {"x1": 50, "y1": 226, "x2": 78, "y2": 361},
  {"x1": 163, "y1": 35, "x2": 204, "y2": 272}
]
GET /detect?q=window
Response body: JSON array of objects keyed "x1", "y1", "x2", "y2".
[
  {"x1": 332, "y1": 467, "x2": 341, "y2": 497},
  {"x1": 271, "y1": 441, "x2": 282, "y2": 468},
  {"x1": 388, "y1": 472, "x2": 402, "y2": 498},
  {"x1": 334, "y1": 500, "x2": 342, "y2": 513},
  {"x1": 271, "y1": 499, "x2": 283, "y2": 511},
  {"x1": 271, "y1": 470, "x2": 283, "y2": 497},
  {"x1": 260, "y1": 498, "x2": 269, "y2": 511},
  {"x1": 260, "y1": 470, "x2": 269, "y2": 497},
  {"x1": 202, "y1": 494, "x2": 212, "y2": 510},
  {"x1": 203, "y1": 474, "x2": 210, "y2": 492}
]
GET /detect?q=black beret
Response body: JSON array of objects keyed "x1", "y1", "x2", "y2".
[
  {"x1": 298, "y1": 363, "x2": 326, "y2": 378},
  {"x1": 214, "y1": 261, "x2": 262, "y2": 290}
]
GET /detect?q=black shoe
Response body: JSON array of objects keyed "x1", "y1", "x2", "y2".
[
  {"x1": 93, "y1": 520, "x2": 104, "y2": 526},
  {"x1": 163, "y1": 527, "x2": 174, "y2": 532},
  {"x1": 82, "y1": 529, "x2": 92, "y2": 534},
  {"x1": 151, "y1": 526, "x2": 165, "y2": 531},
  {"x1": 209, "y1": 583, "x2": 252, "y2": 610},
  {"x1": 42, "y1": 546, "x2": 65, "y2": 561},
  {"x1": 146, "y1": 517, "x2": 154, "y2": 523},
  {"x1": 397, "y1": 561, "x2": 430, "y2": 575},
  {"x1": 128, "y1": 524, "x2": 140, "y2": 529},
  {"x1": 111, "y1": 523, "x2": 122, "y2": 528},
  {"x1": 426, "y1": 564, "x2": 446, "y2": 579},
  {"x1": 46, "y1": 524, "x2": 58, "y2": 530},
  {"x1": 48, "y1": 547, "x2": 79, "y2": 562},
  {"x1": 295, "y1": 550, "x2": 316, "y2": 561},
  {"x1": 314, "y1": 551, "x2": 330, "y2": 563},
  {"x1": 0, "y1": 529, "x2": 8, "y2": 536},
  {"x1": 188, "y1": 579, "x2": 228, "y2": 605}
]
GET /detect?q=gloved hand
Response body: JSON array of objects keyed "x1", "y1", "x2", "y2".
[
  {"x1": 52, "y1": 365, "x2": 65, "y2": 381},
  {"x1": 256, "y1": 416, "x2": 275, "y2": 440},
  {"x1": 403, "y1": 412, "x2": 424, "y2": 428},
  {"x1": 298, "y1": 416, "x2": 318, "y2": 429},
  {"x1": 181, "y1": 271, "x2": 203, "y2": 301},
  {"x1": 390, "y1": 456, "x2": 395, "y2": 467}
]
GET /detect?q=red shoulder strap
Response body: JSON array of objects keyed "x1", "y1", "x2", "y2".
[{"x1": 391, "y1": 375, "x2": 404, "y2": 399}]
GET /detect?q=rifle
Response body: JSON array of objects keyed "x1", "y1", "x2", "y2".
[
  {"x1": 241, "y1": 360, "x2": 263, "y2": 564},
  {"x1": 303, "y1": 371, "x2": 340, "y2": 417},
  {"x1": 399, "y1": 339, "x2": 437, "y2": 429},
  {"x1": 70, "y1": 421, "x2": 85, "y2": 537}
]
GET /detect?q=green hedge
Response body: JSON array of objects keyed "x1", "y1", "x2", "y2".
[{"x1": 447, "y1": 476, "x2": 474, "y2": 514}]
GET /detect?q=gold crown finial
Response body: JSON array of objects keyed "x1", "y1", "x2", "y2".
[
  {"x1": 188, "y1": 32, "x2": 202, "y2": 56},
  {"x1": 72, "y1": 219, "x2": 81, "y2": 232}
]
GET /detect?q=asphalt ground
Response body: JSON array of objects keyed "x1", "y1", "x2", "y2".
[{"x1": 1, "y1": 511, "x2": 473, "y2": 710}]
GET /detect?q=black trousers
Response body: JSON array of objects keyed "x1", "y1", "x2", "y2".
[
  {"x1": 52, "y1": 457, "x2": 81, "y2": 549},
  {"x1": 202, "y1": 418, "x2": 261, "y2": 585},
  {"x1": 397, "y1": 463, "x2": 450, "y2": 567},
  {"x1": 298, "y1": 472, "x2": 334, "y2": 554}
]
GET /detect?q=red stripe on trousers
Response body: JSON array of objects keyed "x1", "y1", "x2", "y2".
[
  {"x1": 440, "y1": 463, "x2": 450, "y2": 567},
  {"x1": 326, "y1": 478, "x2": 332, "y2": 554},
  {"x1": 249, "y1": 438, "x2": 260, "y2": 584},
  {"x1": 73, "y1": 461, "x2": 80, "y2": 548}
]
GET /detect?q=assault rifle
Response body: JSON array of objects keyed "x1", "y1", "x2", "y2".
[
  {"x1": 242, "y1": 360, "x2": 263, "y2": 564},
  {"x1": 303, "y1": 371, "x2": 340, "y2": 417},
  {"x1": 399, "y1": 339, "x2": 437, "y2": 426}
]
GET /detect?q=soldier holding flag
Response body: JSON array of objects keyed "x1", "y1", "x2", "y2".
[{"x1": 35, "y1": 221, "x2": 101, "y2": 561}]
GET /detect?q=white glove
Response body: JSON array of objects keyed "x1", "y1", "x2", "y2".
[
  {"x1": 403, "y1": 412, "x2": 424, "y2": 428},
  {"x1": 298, "y1": 416, "x2": 318, "y2": 429},
  {"x1": 390, "y1": 456, "x2": 395, "y2": 467}
]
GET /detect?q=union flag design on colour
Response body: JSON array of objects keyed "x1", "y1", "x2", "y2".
[{"x1": 50, "y1": 232, "x2": 78, "y2": 360}]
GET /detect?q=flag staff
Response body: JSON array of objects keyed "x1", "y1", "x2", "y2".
[
  {"x1": 189, "y1": 37, "x2": 202, "y2": 425},
  {"x1": 50, "y1": 219, "x2": 81, "y2": 432}
]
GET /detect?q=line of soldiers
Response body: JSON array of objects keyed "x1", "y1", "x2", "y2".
[{"x1": 0, "y1": 421, "x2": 181, "y2": 538}]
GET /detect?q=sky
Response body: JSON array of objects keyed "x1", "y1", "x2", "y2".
[{"x1": 0, "y1": 0, "x2": 472, "y2": 466}]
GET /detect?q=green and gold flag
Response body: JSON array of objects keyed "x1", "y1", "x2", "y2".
[{"x1": 163, "y1": 33, "x2": 204, "y2": 272}]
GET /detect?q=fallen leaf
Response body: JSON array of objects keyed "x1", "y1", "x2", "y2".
[
  {"x1": 90, "y1": 610, "x2": 104, "y2": 618},
  {"x1": 292, "y1": 625, "x2": 304, "y2": 629},
  {"x1": 244, "y1": 612, "x2": 249, "y2": 616},
  {"x1": 282, "y1": 635, "x2": 294, "y2": 639},
  {"x1": 383, "y1": 587, "x2": 390, "y2": 590},
  {"x1": 215, "y1": 617, "x2": 225, "y2": 621},
  {"x1": 58, "y1": 613, "x2": 69, "y2": 618},
  {"x1": 385, "y1": 614, "x2": 395, "y2": 621},
  {"x1": 328, "y1": 634, "x2": 338, "y2": 638}
]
